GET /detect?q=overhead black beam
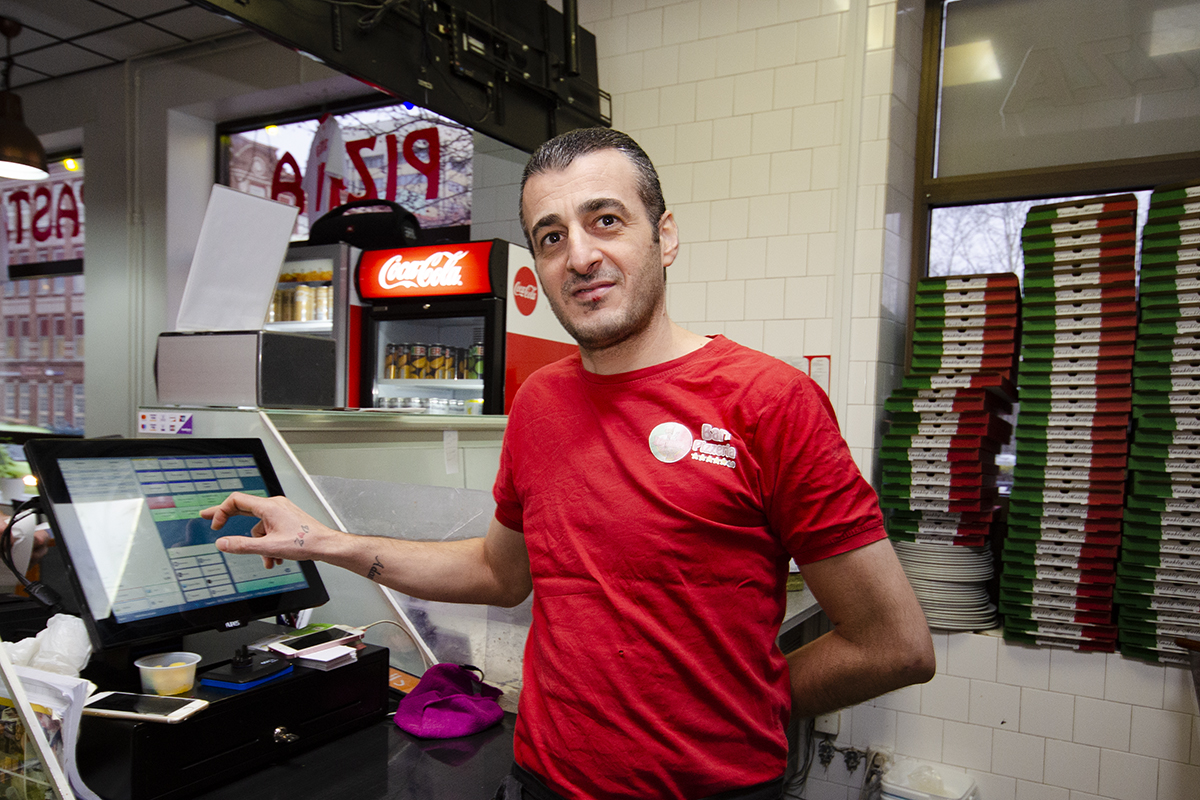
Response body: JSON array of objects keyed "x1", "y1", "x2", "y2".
[{"x1": 187, "y1": 0, "x2": 609, "y2": 153}]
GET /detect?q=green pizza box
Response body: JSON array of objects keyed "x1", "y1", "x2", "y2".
[
  {"x1": 1122, "y1": 522, "x2": 1200, "y2": 545},
  {"x1": 914, "y1": 314, "x2": 1018, "y2": 331},
  {"x1": 882, "y1": 432, "x2": 1002, "y2": 452},
  {"x1": 1127, "y1": 430, "x2": 1200, "y2": 451},
  {"x1": 1127, "y1": 458, "x2": 1200, "y2": 479},
  {"x1": 1001, "y1": 573, "x2": 1113, "y2": 598},
  {"x1": 914, "y1": 302, "x2": 1020, "y2": 320},
  {"x1": 1121, "y1": 534, "x2": 1200, "y2": 556},
  {"x1": 887, "y1": 508, "x2": 995, "y2": 526},
  {"x1": 999, "y1": 602, "x2": 1112, "y2": 627},
  {"x1": 1141, "y1": 261, "x2": 1200, "y2": 282},
  {"x1": 1117, "y1": 633, "x2": 1195, "y2": 661},
  {"x1": 881, "y1": 483, "x2": 996, "y2": 502},
  {"x1": 1133, "y1": 375, "x2": 1200, "y2": 394},
  {"x1": 1012, "y1": 464, "x2": 1125, "y2": 484},
  {"x1": 1138, "y1": 292, "x2": 1200, "y2": 312},
  {"x1": 1118, "y1": 562, "x2": 1200, "y2": 585},
  {"x1": 1022, "y1": 245, "x2": 1132, "y2": 267},
  {"x1": 1149, "y1": 184, "x2": 1200, "y2": 208},
  {"x1": 1015, "y1": 425, "x2": 1127, "y2": 442},
  {"x1": 1022, "y1": 314, "x2": 1136, "y2": 333},
  {"x1": 999, "y1": 587, "x2": 1112, "y2": 612},
  {"x1": 1138, "y1": 275, "x2": 1200, "y2": 299},
  {"x1": 1115, "y1": 576, "x2": 1200, "y2": 601},
  {"x1": 917, "y1": 274, "x2": 1020, "y2": 291},
  {"x1": 1129, "y1": 345, "x2": 1200, "y2": 363},
  {"x1": 912, "y1": 326, "x2": 1016, "y2": 343},
  {"x1": 1009, "y1": 485, "x2": 1124, "y2": 507},
  {"x1": 885, "y1": 515, "x2": 991, "y2": 538},
  {"x1": 1139, "y1": 319, "x2": 1200, "y2": 338},
  {"x1": 1021, "y1": 215, "x2": 1135, "y2": 241},
  {"x1": 1130, "y1": 412, "x2": 1200, "y2": 432},
  {"x1": 1142, "y1": 210, "x2": 1200, "y2": 236},
  {"x1": 1128, "y1": 475, "x2": 1200, "y2": 500},
  {"x1": 1142, "y1": 249, "x2": 1200, "y2": 269},
  {"x1": 914, "y1": 287, "x2": 1020, "y2": 306},
  {"x1": 1014, "y1": 451, "x2": 1126, "y2": 469},
  {"x1": 886, "y1": 417, "x2": 1012, "y2": 441},
  {"x1": 1022, "y1": 298, "x2": 1136, "y2": 320},
  {"x1": 1115, "y1": 643, "x2": 1189, "y2": 665},
  {"x1": 1022, "y1": 258, "x2": 1129, "y2": 278},
  {"x1": 1142, "y1": 232, "x2": 1200, "y2": 253},
  {"x1": 882, "y1": 468, "x2": 993, "y2": 488},
  {"x1": 1021, "y1": 342, "x2": 1135, "y2": 361},
  {"x1": 1017, "y1": 359, "x2": 1128, "y2": 379},
  {"x1": 1130, "y1": 439, "x2": 1200, "y2": 459},
  {"x1": 911, "y1": 340, "x2": 1017, "y2": 358},
  {"x1": 1142, "y1": 306, "x2": 1200, "y2": 324},
  {"x1": 1013, "y1": 437, "x2": 1128, "y2": 456},
  {"x1": 1017, "y1": 371, "x2": 1128, "y2": 391},
  {"x1": 901, "y1": 372, "x2": 1016, "y2": 398},
  {"x1": 909, "y1": 354, "x2": 1016, "y2": 375},
  {"x1": 879, "y1": 446, "x2": 994, "y2": 464},
  {"x1": 1113, "y1": 589, "x2": 1200, "y2": 614},
  {"x1": 1003, "y1": 538, "x2": 1118, "y2": 560},
  {"x1": 1022, "y1": 263, "x2": 1136, "y2": 285},
  {"x1": 1007, "y1": 509, "x2": 1123, "y2": 533},
  {"x1": 879, "y1": 496, "x2": 997, "y2": 514},
  {"x1": 1117, "y1": 604, "x2": 1200, "y2": 626},
  {"x1": 1119, "y1": 549, "x2": 1200, "y2": 572},
  {"x1": 1133, "y1": 363, "x2": 1200, "y2": 381},
  {"x1": 1017, "y1": 397, "x2": 1130, "y2": 416},
  {"x1": 1016, "y1": 412, "x2": 1128, "y2": 430},
  {"x1": 1117, "y1": 621, "x2": 1200, "y2": 644},
  {"x1": 884, "y1": 392, "x2": 1005, "y2": 415},
  {"x1": 1005, "y1": 525, "x2": 1122, "y2": 548},
  {"x1": 1005, "y1": 628, "x2": 1116, "y2": 652},
  {"x1": 1003, "y1": 616, "x2": 1118, "y2": 640},
  {"x1": 1125, "y1": 494, "x2": 1200, "y2": 514},
  {"x1": 1133, "y1": 334, "x2": 1200, "y2": 352},
  {"x1": 1025, "y1": 194, "x2": 1137, "y2": 222},
  {"x1": 885, "y1": 530, "x2": 987, "y2": 547},
  {"x1": 1021, "y1": 327, "x2": 1136, "y2": 347},
  {"x1": 1131, "y1": 390, "x2": 1200, "y2": 408},
  {"x1": 1021, "y1": 228, "x2": 1137, "y2": 253},
  {"x1": 1000, "y1": 546, "x2": 1114, "y2": 574},
  {"x1": 887, "y1": 409, "x2": 998, "y2": 426}
]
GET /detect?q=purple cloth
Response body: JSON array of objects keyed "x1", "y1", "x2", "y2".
[{"x1": 393, "y1": 663, "x2": 504, "y2": 739}]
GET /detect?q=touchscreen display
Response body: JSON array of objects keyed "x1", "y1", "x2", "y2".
[{"x1": 55, "y1": 454, "x2": 308, "y2": 624}]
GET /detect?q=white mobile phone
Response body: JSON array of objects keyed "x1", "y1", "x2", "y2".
[
  {"x1": 83, "y1": 692, "x2": 209, "y2": 724},
  {"x1": 267, "y1": 624, "x2": 364, "y2": 657}
]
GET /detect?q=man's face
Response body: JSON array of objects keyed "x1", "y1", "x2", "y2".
[{"x1": 521, "y1": 149, "x2": 678, "y2": 352}]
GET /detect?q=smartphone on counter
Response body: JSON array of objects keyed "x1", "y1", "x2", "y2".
[
  {"x1": 83, "y1": 692, "x2": 209, "y2": 723},
  {"x1": 267, "y1": 624, "x2": 364, "y2": 657}
]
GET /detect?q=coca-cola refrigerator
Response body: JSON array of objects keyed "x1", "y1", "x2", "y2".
[{"x1": 352, "y1": 239, "x2": 577, "y2": 414}]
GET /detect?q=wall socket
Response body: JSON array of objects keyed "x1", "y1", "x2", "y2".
[{"x1": 814, "y1": 711, "x2": 840, "y2": 736}]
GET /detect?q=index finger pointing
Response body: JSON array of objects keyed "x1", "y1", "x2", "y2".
[{"x1": 200, "y1": 492, "x2": 265, "y2": 531}]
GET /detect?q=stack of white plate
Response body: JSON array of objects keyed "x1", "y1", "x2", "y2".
[{"x1": 893, "y1": 540, "x2": 998, "y2": 631}]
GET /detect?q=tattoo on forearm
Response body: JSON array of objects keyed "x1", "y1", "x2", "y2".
[
  {"x1": 367, "y1": 556, "x2": 384, "y2": 581},
  {"x1": 294, "y1": 524, "x2": 309, "y2": 548}
]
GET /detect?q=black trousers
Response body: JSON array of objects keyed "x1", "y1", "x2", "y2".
[{"x1": 493, "y1": 763, "x2": 785, "y2": 800}]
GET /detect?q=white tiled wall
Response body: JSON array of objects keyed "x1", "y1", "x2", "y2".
[
  {"x1": 578, "y1": 2, "x2": 1200, "y2": 799},
  {"x1": 804, "y1": 632, "x2": 1200, "y2": 800}
]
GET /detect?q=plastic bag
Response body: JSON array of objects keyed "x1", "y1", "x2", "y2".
[{"x1": 2, "y1": 614, "x2": 92, "y2": 676}]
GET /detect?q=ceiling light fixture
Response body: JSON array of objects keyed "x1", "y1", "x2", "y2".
[{"x1": 0, "y1": 17, "x2": 47, "y2": 181}]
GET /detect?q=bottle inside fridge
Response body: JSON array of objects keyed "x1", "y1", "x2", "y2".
[{"x1": 372, "y1": 317, "x2": 487, "y2": 414}]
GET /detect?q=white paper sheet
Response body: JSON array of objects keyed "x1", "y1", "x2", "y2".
[{"x1": 175, "y1": 185, "x2": 299, "y2": 332}]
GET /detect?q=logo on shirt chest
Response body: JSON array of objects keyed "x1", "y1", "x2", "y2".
[{"x1": 647, "y1": 421, "x2": 738, "y2": 468}]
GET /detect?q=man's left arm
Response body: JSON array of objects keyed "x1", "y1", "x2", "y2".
[{"x1": 787, "y1": 537, "x2": 935, "y2": 719}]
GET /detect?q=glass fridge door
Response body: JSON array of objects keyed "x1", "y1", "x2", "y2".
[{"x1": 372, "y1": 316, "x2": 487, "y2": 414}]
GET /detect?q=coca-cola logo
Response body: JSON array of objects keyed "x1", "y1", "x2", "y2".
[
  {"x1": 513, "y1": 266, "x2": 539, "y2": 316},
  {"x1": 376, "y1": 250, "x2": 469, "y2": 290}
]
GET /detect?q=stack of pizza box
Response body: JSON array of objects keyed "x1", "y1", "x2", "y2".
[
  {"x1": 880, "y1": 274, "x2": 1019, "y2": 630},
  {"x1": 1118, "y1": 181, "x2": 1200, "y2": 665},
  {"x1": 1001, "y1": 195, "x2": 1138, "y2": 653}
]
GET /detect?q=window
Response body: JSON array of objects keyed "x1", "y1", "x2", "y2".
[
  {"x1": 221, "y1": 101, "x2": 473, "y2": 242},
  {"x1": 0, "y1": 156, "x2": 86, "y2": 433}
]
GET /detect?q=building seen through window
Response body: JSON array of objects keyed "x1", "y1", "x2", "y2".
[{"x1": 0, "y1": 157, "x2": 85, "y2": 436}]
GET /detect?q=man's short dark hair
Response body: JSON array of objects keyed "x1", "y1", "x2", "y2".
[{"x1": 519, "y1": 127, "x2": 666, "y2": 246}]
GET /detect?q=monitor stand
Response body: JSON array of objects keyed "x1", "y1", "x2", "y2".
[{"x1": 75, "y1": 624, "x2": 389, "y2": 800}]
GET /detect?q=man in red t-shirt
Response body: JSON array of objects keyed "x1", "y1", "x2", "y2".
[{"x1": 204, "y1": 128, "x2": 934, "y2": 800}]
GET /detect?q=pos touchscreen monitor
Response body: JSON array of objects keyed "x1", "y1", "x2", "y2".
[{"x1": 24, "y1": 437, "x2": 328, "y2": 651}]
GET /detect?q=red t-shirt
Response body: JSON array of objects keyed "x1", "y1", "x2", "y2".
[{"x1": 493, "y1": 335, "x2": 885, "y2": 799}]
